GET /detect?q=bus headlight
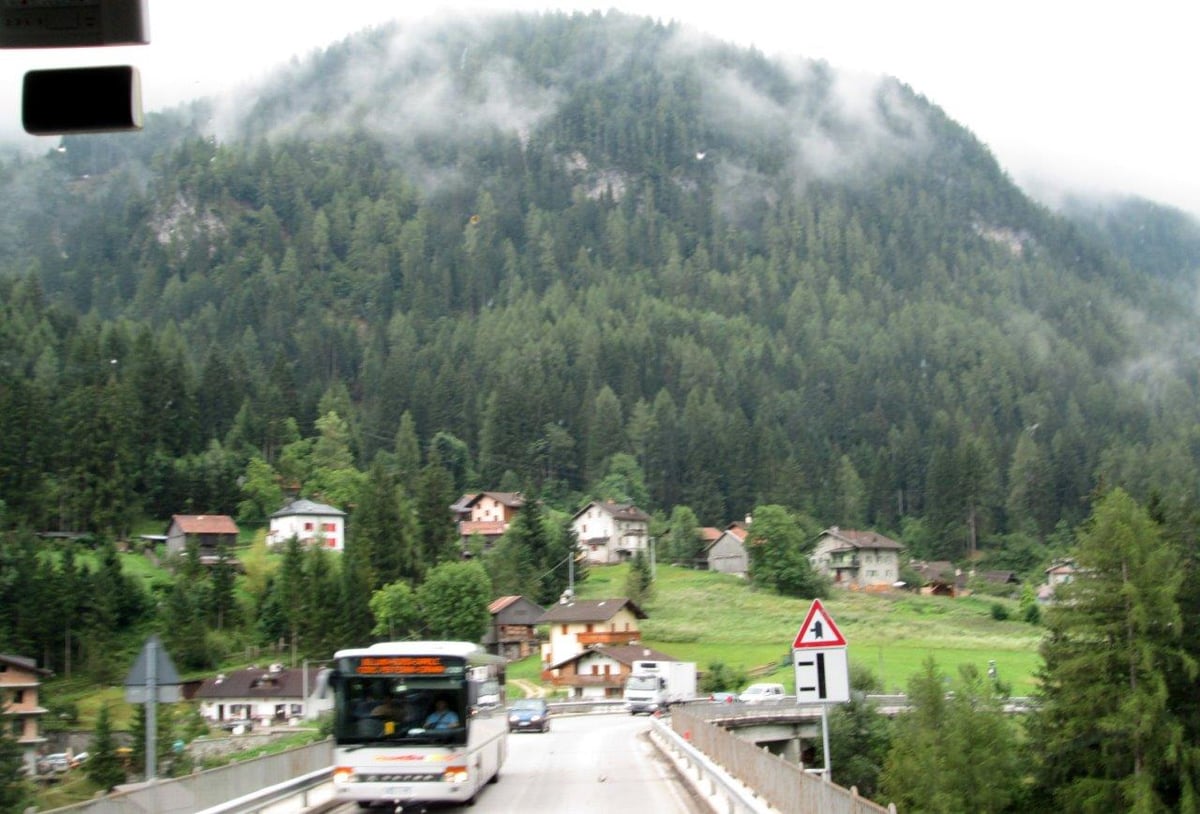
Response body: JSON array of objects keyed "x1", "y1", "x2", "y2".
[
  {"x1": 443, "y1": 765, "x2": 469, "y2": 784},
  {"x1": 333, "y1": 766, "x2": 354, "y2": 785}
]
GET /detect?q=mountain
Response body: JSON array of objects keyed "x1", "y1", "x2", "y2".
[{"x1": 0, "y1": 11, "x2": 1198, "y2": 569}]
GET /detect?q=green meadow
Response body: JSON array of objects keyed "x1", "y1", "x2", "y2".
[{"x1": 573, "y1": 564, "x2": 1044, "y2": 696}]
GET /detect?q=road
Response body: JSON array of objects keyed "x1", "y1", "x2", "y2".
[{"x1": 318, "y1": 712, "x2": 707, "y2": 813}]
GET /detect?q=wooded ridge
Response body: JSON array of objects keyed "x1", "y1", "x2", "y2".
[{"x1": 0, "y1": 10, "x2": 1198, "y2": 568}]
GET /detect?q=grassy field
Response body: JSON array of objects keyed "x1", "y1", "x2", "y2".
[{"x1": 574, "y1": 564, "x2": 1044, "y2": 695}]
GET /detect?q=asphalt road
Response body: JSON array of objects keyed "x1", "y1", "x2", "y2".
[{"x1": 321, "y1": 712, "x2": 707, "y2": 813}]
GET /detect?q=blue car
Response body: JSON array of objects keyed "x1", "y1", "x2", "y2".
[{"x1": 508, "y1": 698, "x2": 551, "y2": 733}]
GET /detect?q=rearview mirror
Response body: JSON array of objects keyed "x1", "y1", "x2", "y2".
[{"x1": 22, "y1": 65, "x2": 142, "y2": 135}]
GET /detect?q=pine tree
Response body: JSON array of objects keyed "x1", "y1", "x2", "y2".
[
  {"x1": 881, "y1": 658, "x2": 1021, "y2": 813},
  {"x1": 1027, "y1": 488, "x2": 1197, "y2": 811},
  {"x1": 87, "y1": 703, "x2": 126, "y2": 791},
  {"x1": 0, "y1": 718, "x2": 31, "y2": 812},
  {"x1": 624, "y1": 549, "x2": 654, "y2": 605}
]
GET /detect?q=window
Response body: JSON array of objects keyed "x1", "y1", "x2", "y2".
[
  {"x1": 322, "y1": 522, "x2": 335, "y2": 532},
  {"x1": 13, "y1": 689, "x2": 24, "y2": 704},
  {"x1": 9, "y1": 719, "x2": 21, "y2": 738},
  {"x1": 304, "y1": 522, "x2": 314, "y2": 531}
]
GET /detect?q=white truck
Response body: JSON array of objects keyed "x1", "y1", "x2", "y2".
[{"x1": 622, "y1": 659, "x2": 698, "y2": 715}]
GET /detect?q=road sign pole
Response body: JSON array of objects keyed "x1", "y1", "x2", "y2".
[
  {"x1": 125, "y1": 634, "x2": 181, "y2": 781},
  {"x1": 821, "y1": 704, "x2": 831, "y2": 776},
  {"x1": 146, "y1": 637, "x2": 157, "y2": 781}
]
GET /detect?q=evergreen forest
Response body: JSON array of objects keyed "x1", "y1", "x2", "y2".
[{"x1": 2, "y1": 12, "x2": 1200, "y2": 809}]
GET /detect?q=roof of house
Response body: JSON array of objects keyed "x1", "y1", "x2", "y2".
[
  {"x1": 169, "y1": 515, "x2": 239, "y2": 535},
  {"x1": 465, "y1": 492, "x2": 525, "y2": 509},
  {"x1": 192, "y1": 666, "x2": 322, "y2": 701},
  {"x1": 572, "y1": 500, "x2": 652, "y2": 523},
  {"x1": 981, "y1": 570, "x2": 1019, "y2": 584},
  {"x1": 699, "y1": 527, "x2": 722, "y2": 543},
  {"x1": 535, "y1": 598, "x2": 647, "y2": 624},
  {"x1": 548, "y1": 643, "x2": 677, "y2": 671},
  {"x1": 270, "y1": 499, "x2": 345, "y2": 518},
  {"x1": 489, "y1": 595, "x2": 524, "y2": 614},
  {"x1": 819, "y1": 527, "x2": 903, "y2": 551},
  {"x1": 451, "y1": 494, "x2": 477, "y2": 515},
  {"x1": 0, "y1": 654, "x2": 52, "y2": 676},
  {"x1": 706, "y1": 525, "x2": 748, "y2": 552},
  {"x1": 912, "y1": 560, "x2": 957, "y2": 581},
  {"x1": 483, "y1": 596, "x2": 544, "y2": 644}
]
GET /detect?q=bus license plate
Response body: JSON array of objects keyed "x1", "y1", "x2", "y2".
[{"x1": 385, "y1": 786, "x2": 412, "y2": 797}]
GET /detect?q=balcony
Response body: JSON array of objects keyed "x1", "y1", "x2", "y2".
[
  {"x1": 577, "y1": 631, "x2": 640, "y2": 647},
  {"x1": 541, "y1": 672, "x2": 624, "y2": 689}
]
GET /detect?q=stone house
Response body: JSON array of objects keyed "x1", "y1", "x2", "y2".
[{"x1": 811, "y1": 527, "x2": 903, "y2": 590}]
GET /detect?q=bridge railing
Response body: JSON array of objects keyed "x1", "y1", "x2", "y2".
[
  {"x1": 39, "y1": 740, "x2": 333, "y2": 814},
  {"x1": 669, "y1": 704, "x2": 896, "y2": 814}
]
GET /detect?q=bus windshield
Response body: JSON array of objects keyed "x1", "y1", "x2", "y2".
[{"x1": 335, "y1": 675, "x2": 467, "y2": 746}]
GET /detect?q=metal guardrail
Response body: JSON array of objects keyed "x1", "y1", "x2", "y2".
[
  {"x1": 546, "y1": 698, "x2": 628, "y2": 715},
  {"x1": 669, "y1": 704, "x2": 896, "y2": 814},
  {"x1": 196, "y1": 768, "x2": 334, "y2": 814},
  {"x1": 40, "y1": 740, "x2": 333, "y2": 814},
  {"x1": 649, "y1": 715, "x2": 775, "y2": 814}
]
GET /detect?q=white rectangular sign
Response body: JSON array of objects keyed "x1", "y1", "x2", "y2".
[{"x1": 792, "y1": 646, "x2": 850, "y2": 704}]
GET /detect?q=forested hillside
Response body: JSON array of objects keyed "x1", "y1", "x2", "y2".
[
  {"x1": 1, "y1": 10, "x2": 1199, "y2": 568},
  {"x1": 6, "y1": 13, "x2": 1200, "y2": 809}
]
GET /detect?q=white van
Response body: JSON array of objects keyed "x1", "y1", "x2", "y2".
[{"x1": 738, "y1": 683, "x2": 785, "y2": 703}]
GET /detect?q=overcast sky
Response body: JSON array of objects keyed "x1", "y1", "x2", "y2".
[{"x1": 2, "y1": 0, "x2": 1197, "y2": 217}]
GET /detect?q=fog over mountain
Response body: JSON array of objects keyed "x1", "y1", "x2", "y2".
[{"x1": 0, "y1": 11, "x2": 1197, "y2": 562}]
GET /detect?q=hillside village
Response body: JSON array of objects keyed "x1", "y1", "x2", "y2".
[{"x1": 4, "y1": 486, "x2": 1073, "y2": 781}]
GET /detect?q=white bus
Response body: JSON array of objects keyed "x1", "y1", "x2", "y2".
[{"x1": 325, "y1": 640, "x2": 507, "y2": 809}]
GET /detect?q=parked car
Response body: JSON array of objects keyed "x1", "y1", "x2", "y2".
[
  {"x1": 37, "y1": 753, "x2": 70, "y2": 774},
  {"x1": 69, "y1": 752, "x2": 89, "y2": 768},
  {"x1": 738, "y1": 683, "x2": 785, "y2": 703},
  {"x1": 708, "y1": 691, "x2": 737, "y2": 704},
  {"x1": 507, "y1": 698, "x2": 551, "y2": 733}
]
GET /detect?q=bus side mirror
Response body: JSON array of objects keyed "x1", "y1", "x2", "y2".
[{"x1": 316, "y1": 668, "x2": 338, "y2": 698}]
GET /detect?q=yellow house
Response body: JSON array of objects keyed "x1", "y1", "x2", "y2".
[{"x1": 534, "y1": 598, "x2": 647, "y2": 672}]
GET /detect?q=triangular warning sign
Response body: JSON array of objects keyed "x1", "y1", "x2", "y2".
[{"x1": 792, "y1": 598, "x2": 847, "y2": 648}]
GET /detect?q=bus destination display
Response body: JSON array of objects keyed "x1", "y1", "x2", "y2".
[{"x1": 350, "y1": 656, "x2": 462, "y2": 676}]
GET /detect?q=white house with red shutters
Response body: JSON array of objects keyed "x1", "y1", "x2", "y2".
[{"x1": 268, "y1": 499, "x2": 347, "y2": 552}]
